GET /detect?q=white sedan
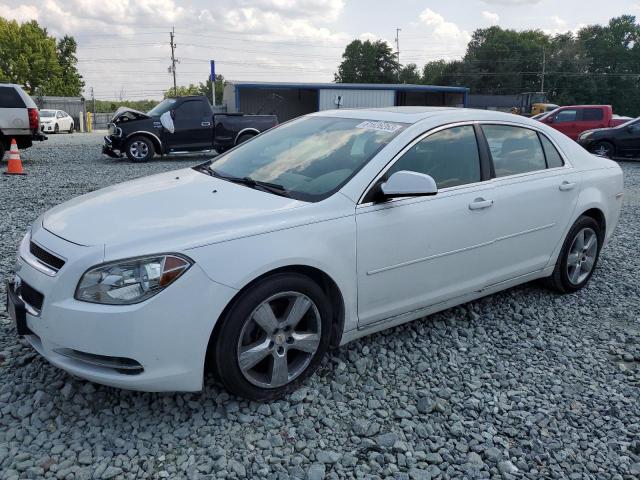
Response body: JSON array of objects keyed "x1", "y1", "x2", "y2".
[
  {"x1": 7, "y1": 108, "x2": 623, "y2": 400},
  {"x1": 39, "y1": 109, "x2": 74, "y2": 133}
]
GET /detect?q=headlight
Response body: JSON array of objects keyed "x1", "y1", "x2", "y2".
[
  {"x1": 579, "y1": 132, "x2": 592, "y2": 140},
  {"x1": 75, "y1": 254, "x2": 192, "y2": 305}
]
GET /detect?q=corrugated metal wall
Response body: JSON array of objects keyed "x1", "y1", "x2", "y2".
[{"x1": 318, "y1": 89, "x2": 395, "y2": 111}]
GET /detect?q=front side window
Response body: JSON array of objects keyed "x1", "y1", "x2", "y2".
[
  {"x1": 147, "y1": 99, "x2": 177, "y2": 116},
  {"x1": 176, "y1": 101, "x2": 207, "y2": 119},
  {"x1": 555, "y1": 110, "x2": 577, "y2": 123},
  {"x1": 386, "y1": 125, "x2": 481, "y2": 189},
  {"x1": 483, "y1": 125, "x2": 546, "y2": 177},
  {"x1": 210, "y1": 116, "x2": 406, "y2": 201}
]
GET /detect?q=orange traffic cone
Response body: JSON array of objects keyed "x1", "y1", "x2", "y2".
[{"x1": 4, "y1": 139, "x2": 26, "y2": 175}]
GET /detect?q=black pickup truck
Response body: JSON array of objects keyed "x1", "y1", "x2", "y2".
[{"x1": 102, "y1": 95, "x2": 277, "y2": 162}]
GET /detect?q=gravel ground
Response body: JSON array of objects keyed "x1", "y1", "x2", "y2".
[{"x1": 1, "y1": 132, "x2": 639, "y2": 480}]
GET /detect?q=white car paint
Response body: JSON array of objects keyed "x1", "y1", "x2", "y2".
[
  {"x1": 40, "y1": 109, "x2": 74, "y2": 133},
  {"x1": 12, "y1": 107, "x2": 623, "y2": 392},
  {"x1": 0, "y1": 83, "x2": 38, "y2": 140}
]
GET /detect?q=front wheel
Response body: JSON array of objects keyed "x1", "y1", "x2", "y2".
[
  {"x1": 212, "y1": 273, "x2": 331, "y2": 400},
  {"x1": 69, "y1": 123, "x2": 74, "y2": 133},
  {"x1": 124, "y1": 136, "x2": 154, "y2": 162},
  {"x1": 591, "y1": 141, "x2": 614, "y2": 158},
  {"x1": 0, "y1": 141, "x2": 5, "y2": 161},
  {"x1": 54, "y1": 123, "x2": 59, "y2": 134},
  {"x1": 545, "y1": 215, "x2": 602, "y2": 293}
]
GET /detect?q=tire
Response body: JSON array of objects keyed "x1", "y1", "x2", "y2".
[
  {"x1": 124, "y1": 136, "x2": 154, "y2": 162},
  {"x1": 236, "y1": 133, "x2": 255, "y2": 146},
  {"x1": 0, "y1": 140, "x2": 5, "y2": 161},
  {"x1": 591, "y1": 141, "x2": 614, "y2": 158},
  {"x1": 212, "y1": 273, "x2": 332, "y2": 400},
  {"x1": 545, "y1": 215, "x2": 603, "y2": 293},
  {"x1": 69, "y1": 123, "x2": 74, "y2": 133},
  {"x1": 54, "y1": 123, "x2": 59, "y2": 134}
]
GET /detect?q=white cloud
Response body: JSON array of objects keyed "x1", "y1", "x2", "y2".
[
  {"x1": 0, "y1": 2, "x2": 39, "y2": 22},
  {"x1": 481, "y1": 11, "x2": 500, "y2": 24},
  {"x1": 482, "y1": 0, "x2": 541, "y2": 4},
  {"x1": 419, "y1": 8, "x2": 471, "y2": 43}
]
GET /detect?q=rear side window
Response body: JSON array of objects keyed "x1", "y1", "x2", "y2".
[
  {"x1": 555, "y1": 110, "x2": 577, "y2": 123},
  {"x1": 482, "y1": 125, "x2": 546, "y2": 177},
  {"x1": 539, "y1": 134, "x2": 564, "y2": 168},
  {"x1": 387, "y1": 125, "x2": 481, "y2": 189},
  {"x1": 0, "y1": 87, "x2": 25, "y2": 108},
  {"x1": 582, "y1": 108, "x2": 604, "y2": 121}
]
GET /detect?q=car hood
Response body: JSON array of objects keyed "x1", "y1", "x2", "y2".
[
  {"x1": 111, "y1": 107, "x2": 151, "y2": 122},
  {"x1": 42, "y1": 168, "x2": 307, "y2": 249}
]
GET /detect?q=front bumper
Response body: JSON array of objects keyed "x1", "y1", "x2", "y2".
[
  {"x1": 41, "y1": 123, "x2": 56, "y2": 133},
  {"x1": 12, "y1": 224, "x2": 238, "y2": 392},
  {"x1": 102, "y1": 136, "x2": 123, "y2": 158}
]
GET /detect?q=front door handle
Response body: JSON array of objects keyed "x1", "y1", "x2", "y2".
[
  {"x1": 559, "y1": 181, "x2": 576, "y2": 191},
  {"x1": 201, "y1": 122, "x2": 211, "y2": 127},
  {"x1": 469, "y1": 198, "x2": 494, "y2": 210}
]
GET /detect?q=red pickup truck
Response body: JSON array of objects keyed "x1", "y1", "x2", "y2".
[{"x1": 537, "y1": 105, "x2": 627, "y2": 140}]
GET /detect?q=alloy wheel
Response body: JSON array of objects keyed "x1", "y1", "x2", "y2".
[
  {"x1": 129, "y1": 141, "x2": 149, "y2": 160},
  {"x1": 594, "y1": 144, "x2": 612, "y2": 157},
  {"x1": 566, "y1": 227, "x2": 598, "y2": 285},
  {"x1": 236, "y1": 291, "x2": 321, "y2": 388}
]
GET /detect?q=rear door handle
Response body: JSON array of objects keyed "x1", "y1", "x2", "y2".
[
  {"x1": 559, "y1": 181, "x2": 576, "y2": 191},
  {"x1": 469, "y1": 198, "x2": 494, "y2": 210},
  {"x1": 201, "y1": 122, "x2": 211, "y2": 127}
]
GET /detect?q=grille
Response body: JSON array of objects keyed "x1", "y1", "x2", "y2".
[
  {"x1": 20, "y1": 282, "x2": 44, "y2": 312},
  {"x1": 30, "y1": 241, "x2": 65, "y2": 271}
]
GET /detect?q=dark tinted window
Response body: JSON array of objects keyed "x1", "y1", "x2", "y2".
[
  {"x1": 582, "y1": 108, "x2": 604, "y2": 121},
  {"x1": 555, "y1": 110, "x2": 577, "y2": 123},
  {"x1": 0, "y1": 87, "x2": 25, "y2": 108},
  {"x1": 483, "y1": 125, "x2": 546, "y2": 177},
  {"x1": 387, "y1": 126, "x2": 481, "y2": 189},
  {"x1": 539, "y1": 134, "x2": 564, "y2": 168},
  {"x1": 176, "y1": 100, "x2": 207, "y2": 118}
]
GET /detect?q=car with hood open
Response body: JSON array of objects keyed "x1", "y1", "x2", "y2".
[
  {"x1": 102, "y1": 95, "x2": 277, "y2": 162},
  {"x1": 8, "y1": 107, "x2": 623, "y2": 400}
]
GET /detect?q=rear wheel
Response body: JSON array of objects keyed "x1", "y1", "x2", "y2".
[
  {"x1": 236, "y1": 133, "x2": 255, "y2": 146},
  {"x1": 545, "y1": 215, "x2": 602, "y2": 293},
  {"x1": 125, "y1": 136, "x2": 154, "y2": 162},
  {"x1": 212, "y1": 273, "x2": 331, "y2": 400},
  {"x1": 0, "y1": 140, "x2": 5, "y2": 161},
  {"x1": 591, "y1": 141, "x2": 614, "y2": 158}
]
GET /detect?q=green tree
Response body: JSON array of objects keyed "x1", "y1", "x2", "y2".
[
  {"x1": 335, "y1": 39, "x2": 400, "y2": 83},
  {"x1": 0, "y1": 17, "x2": 83, "y2": 96},
  {"x1": 399, "y1": 63, "x2": 421, "y2": 84},
  {"x1": 163, "y1": 74, "x2": 226, "y2": 104}
]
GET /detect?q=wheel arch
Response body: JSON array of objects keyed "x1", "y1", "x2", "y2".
[
  {"x1": 205, "y1": 264, "x2": 346, "y2": 372},
  {"x1": 124, "y1": 131, "x2": 162, "y2": 154},
  {"x1": 234, "y1": 128, "x2": 259, "y2": 145},
  {"x1": 579, "y1": 207, "x2": 606, "y2": 239}
]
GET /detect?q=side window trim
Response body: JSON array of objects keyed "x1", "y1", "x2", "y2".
[
  {"x1": 473, "y1": 124, "x2": 495, "y2": 180},
  {"x1": 537, "y1": 132, "x2": 550, "y2": 169},
  {"x1": 359, "y1": 122, "x2": 486, "y2": 205}
]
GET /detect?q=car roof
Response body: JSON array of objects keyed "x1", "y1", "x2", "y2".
[{"x1": 311, "y1": 107, "x2": 539, "y2": 126}]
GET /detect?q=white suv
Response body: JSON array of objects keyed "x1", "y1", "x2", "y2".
[{"x1": 0, "y1": 83, "x2": 45, "y2": 159}]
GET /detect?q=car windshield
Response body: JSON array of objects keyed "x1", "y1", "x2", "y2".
[
  {"x1": 616, "y1": 117, "x2": 640, "y2": 128},
  {"x1": 147, "y1": 99, "x2": 177, "y2": 116},
  {"x1": 209, "y1": 116, "x2": 407, "y2": 202},
  {"x1": 40, "y1": 110, "x2": 56, "y2": 117}
]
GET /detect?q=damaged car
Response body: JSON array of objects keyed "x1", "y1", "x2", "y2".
[{"x1": 103, "y1": 95, "x2": 277, "y2": 162}]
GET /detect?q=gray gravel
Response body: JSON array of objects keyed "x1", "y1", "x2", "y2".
[{"x1": 1, "y1": 132, "x2": 639, "y2": 479}]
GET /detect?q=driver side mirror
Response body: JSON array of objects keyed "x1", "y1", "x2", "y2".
[
  {"x1": 170, "y1": 109, "x2": 176, "y2": 120},
  {"x1": 379, "y1": 171, "x2": 438, "y2": 199}
]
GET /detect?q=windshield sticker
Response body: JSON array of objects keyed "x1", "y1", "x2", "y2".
[{"x1": 355, "y1": 121, "x2": 403, "y2": 133}]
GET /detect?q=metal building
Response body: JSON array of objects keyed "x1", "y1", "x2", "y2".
[{"x1": 223, "y1": 81, "x2": 469, "y2": 122}]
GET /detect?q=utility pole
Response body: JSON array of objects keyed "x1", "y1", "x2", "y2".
[
  {"x1": 395, "y1": 28, "x2": 402, "y2": 81},
  {"x1": 90, "y1": 86, "x2": 95, "y2": 114},
  {"x1": 169, "y1": 27, "x2": 177, "y2": 96},
  {"x1": 541, "y1": 47, "x2": 546, "y2": 94}
]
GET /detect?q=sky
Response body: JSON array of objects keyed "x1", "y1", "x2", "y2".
[{"x1": 2, "y1": 0, "x2": 640, "y2": 100}]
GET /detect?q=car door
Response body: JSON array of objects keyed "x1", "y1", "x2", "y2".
[
  {"x1": 167, "y1": 100, "x2": 212, "y2": 151},
  {"x1": 550, "y1": 109, "x2": 579, "y2": 139},
  {"x1": 356, "y1": 124, "x2": 499, "y2": 327},
  {"x1": 615, "y1": 122, "x2": 640, "y2": 155},
  {"x1": 480, "y1": 124, "x2": 580, "y2": 283}
]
